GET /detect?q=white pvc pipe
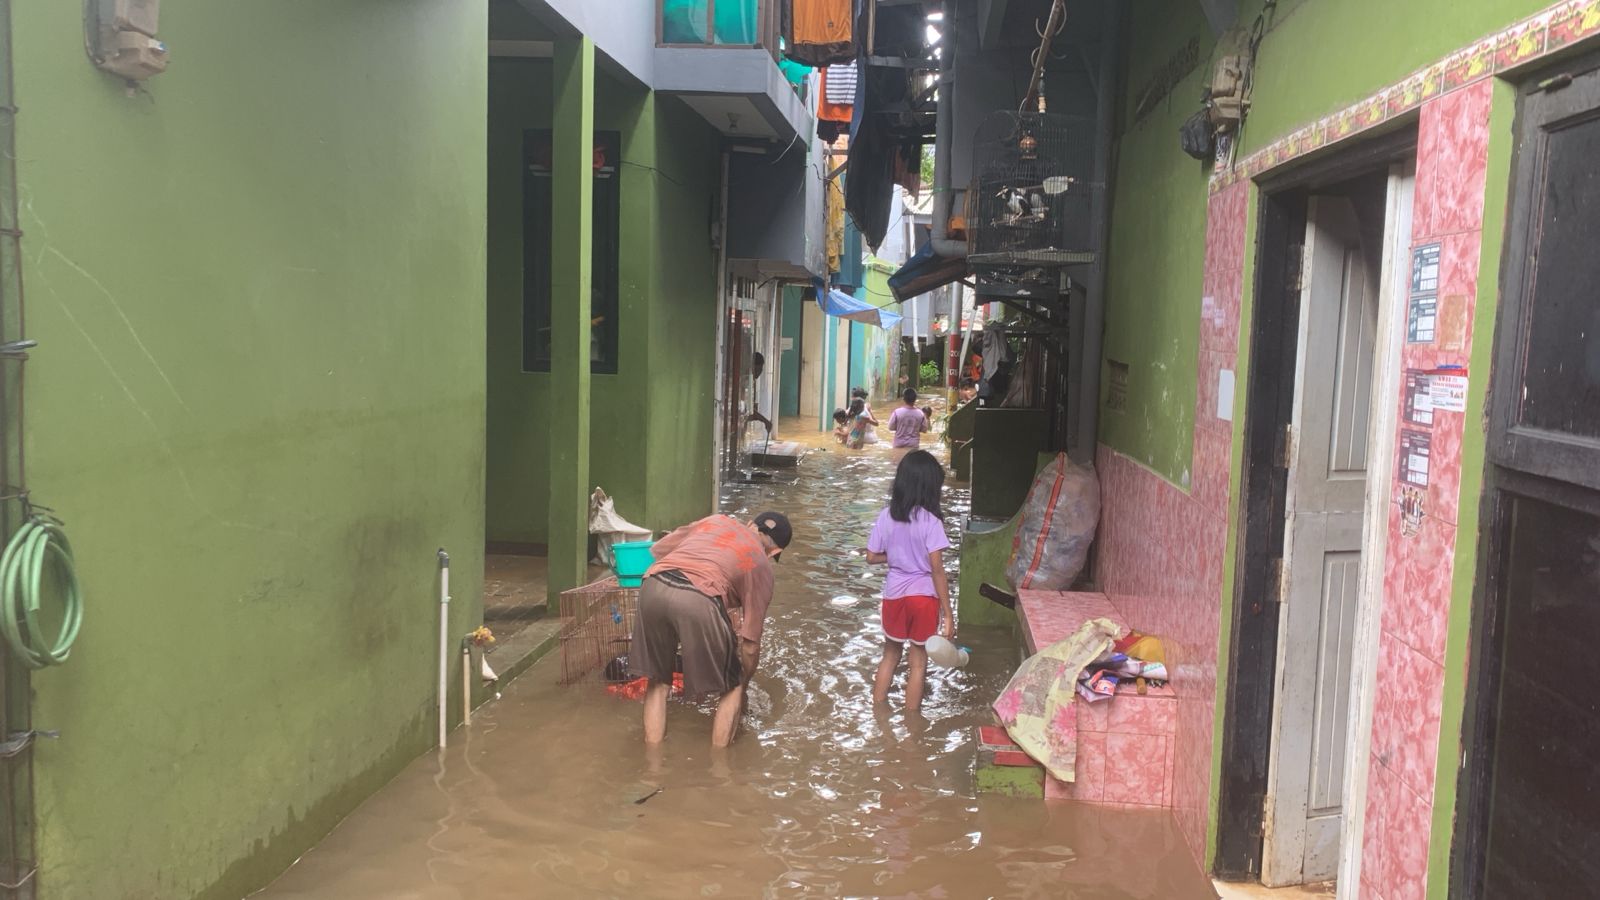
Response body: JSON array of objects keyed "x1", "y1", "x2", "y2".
[{"x1": 437, "y1": 548, "x2": 450, "y2": 749}]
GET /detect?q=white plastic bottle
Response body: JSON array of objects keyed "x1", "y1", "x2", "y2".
[{"x1": 926, "y1": 635, "x2": 970, "y2": 668}]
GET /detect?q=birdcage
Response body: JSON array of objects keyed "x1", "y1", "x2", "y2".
[
  {"x1": 967, "y1": 111, "x2": 1096, "y2": 281},
  {"x1": 556, "y1": 577, "x2": 638, "y2": 685}
]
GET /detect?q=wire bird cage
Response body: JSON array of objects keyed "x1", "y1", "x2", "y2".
[
  {"x1": 556, "y1": 577, "x2": 638, "y2": 685},
  {"x1": 967, "y1": 111, "x2": 1096, "y2": 283}
]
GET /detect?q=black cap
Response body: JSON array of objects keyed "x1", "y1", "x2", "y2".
[{"x1": 754, "y1": 512, "x2": 792, "y2": 556}]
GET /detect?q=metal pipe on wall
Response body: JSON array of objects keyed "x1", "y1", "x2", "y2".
[
  {"x1": 436, "y1": 549, "x2": 450, "y2": 749},
  {"x1": 929, "y1": 7, "x2": 965, "y2": 260}
]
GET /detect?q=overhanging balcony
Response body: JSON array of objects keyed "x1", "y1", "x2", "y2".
[{"x1": 655, "y1": 0, "x2": 814, "y2": 142}]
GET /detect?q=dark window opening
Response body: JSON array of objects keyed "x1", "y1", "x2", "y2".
[{"x1": 522, "y1": 129, "x2": 621, "y2": 374}]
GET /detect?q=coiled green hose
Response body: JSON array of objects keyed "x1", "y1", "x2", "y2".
[{"x1": 0, "y1": 515, "x2": 82, "y2": 668}]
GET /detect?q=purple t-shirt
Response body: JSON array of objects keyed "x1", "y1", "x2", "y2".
[
  {"x1": 887, "y1": 406, "x2": 928, "y2": 448},
  {"x1": 867, "y1": 507, "x2": 951, "y2": 599}
]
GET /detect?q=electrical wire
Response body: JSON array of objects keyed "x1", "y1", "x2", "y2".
[{"x1": 0, "y1": 513, "x2": 83, "y2": 669}]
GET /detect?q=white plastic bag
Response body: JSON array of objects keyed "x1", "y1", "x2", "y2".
[
  {"x1": 1005, "y1": 453, "x2": 1100, "y2": 591},
  {"x1": 588, "y1": 487, "x2": 651, "y2": 566}
]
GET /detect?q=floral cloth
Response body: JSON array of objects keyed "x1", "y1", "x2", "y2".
[{"x1": 992, "y1": 617, "x2": 1122, "y2": 783}]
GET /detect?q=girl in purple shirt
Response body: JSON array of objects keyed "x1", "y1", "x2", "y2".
[{"x1": 866, "y1": 450, "x2": 954, "y2": 713}]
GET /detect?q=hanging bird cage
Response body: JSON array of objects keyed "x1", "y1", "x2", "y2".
[{"x1": 967, "y1": 111, "x2": 1096, "y2": 273}]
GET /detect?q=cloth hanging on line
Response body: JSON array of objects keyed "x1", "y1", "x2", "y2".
[
  {"x1": 981, "y1": 326, "x2": 1010, "y2": 380},
  {"x1": 784, "y1": 0, "x2": 854, "y2": 67},
  {"x1": 825, "y1": 62, "x2": 858, "y2": 105},
  {"x1": 825, "y1": 178, "x2": 846, "y2": 273},
  {"x1": 817, "y1": 68, "x2": 852, "y2": 124}
]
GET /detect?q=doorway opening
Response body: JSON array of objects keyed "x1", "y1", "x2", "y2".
[{"x1": 1216, "y1": 130, "x2": 1418, "y2": 888}]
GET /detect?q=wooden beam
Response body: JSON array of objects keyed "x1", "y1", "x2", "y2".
[{"x1": 979, "y1": 0, "x2": 1010, "y2": 50}]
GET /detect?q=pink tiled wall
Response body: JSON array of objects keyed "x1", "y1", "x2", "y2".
[
  {"x1": 1093, "y1": 83, "x2": 1494, "y2": 890},
  {"x1": 1361, "y1": 79, "x2": 1493, "y2": 900},
  {"x1": 1094, "y1": 181, "x2": 1249, "y2": 866}
]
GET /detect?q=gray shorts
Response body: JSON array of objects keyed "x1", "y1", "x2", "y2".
[{"x1": 628, "y1": 575, "x2": 743, "y2": 698}]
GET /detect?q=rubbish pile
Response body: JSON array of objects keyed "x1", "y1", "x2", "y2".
[{"x1": 1077, "y1": 631, "x2": 1168, "y2": 702}]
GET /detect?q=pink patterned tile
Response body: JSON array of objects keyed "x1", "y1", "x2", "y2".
[
  {"x1": 1414, "y1": 80, "x2": 1493, "y2": 241},
  {"x1": 1108, "y1": 695, "x2": 1178, "y2": 736},
  {"x1": 1381, "y1": 776, "x2": 1434, "y2": 900},
  {"x1": 1046, "y1": 730, "x2": 1107, "y2": 801},
  {"x1": 1017, "y1": 590, "x2": 1127, "y2": 653},
  {"x1": 1191, "y1": 426, "x2": 1234, "y2": 514},
  {"x1": 1078, "y1": 694, "x2": 1111, "y2": 732},
  {"x1": 1362, "y1": 876, "x2": 1386, "y2": 900},
  {"x1": 1103, "y1": 733, "x2": 1170, "y2": 805},
  {"x1": 1369, "y1": 631, "x2": 1445, "y2": 798},
  {"x1": 1161, "y1": 733, "x2": 1177, "y2": 807},
  {"x1": 1381, "y1": 508, "x2": 1456, "y2": 665},
  {"x1": 1362, "y1": 756, "x2": 1394, "y2": 895}
]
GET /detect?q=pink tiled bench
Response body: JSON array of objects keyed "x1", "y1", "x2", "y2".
[{"x1": 1014, "y1": 589, "x2": 1177, "y2": 808}]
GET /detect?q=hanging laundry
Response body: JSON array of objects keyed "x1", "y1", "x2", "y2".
[
  {"x1": 825, "y1": 62, "x2": 858, "y2": 106},
  {"x1": 825, "y1": 178, "x2": 846, "y2": 274},
  {"x1": 819, "y1": 69, "x2": 857, "y2": 138},
  {"x1": 784, "y1": 0, "x2": 854, "y2": 67}
]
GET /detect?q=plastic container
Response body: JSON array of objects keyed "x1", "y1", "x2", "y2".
[
  {"x1": 926, "y1": 635, "x2": 970, "y2": 668},
  {"x1": 611, "y1": 540, "x2": 655, "y2": 588}
]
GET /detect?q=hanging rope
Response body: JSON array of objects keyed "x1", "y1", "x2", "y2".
[
  {"x1": 1020, "y1": 0, "x2": 1067, "y2": 113},
  {"x1": 0, "y1": 513, "x2": 83, "y2": 669}
]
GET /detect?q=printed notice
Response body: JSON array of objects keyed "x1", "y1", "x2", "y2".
[
  {"x1": 1407, "y1": 242, "x2": 1442, "y2": 344},
  {"x1": 1408, "y1": 293, "x2": 1438, "y2": 343},
  {"x1": 1430, "y1": 374, "x2": 1468, "y2": 412},
  {"x1": 1398, "y1": 429, "x2": 1432, "y2": 488},
  {"x1": 1411, "y1": 243, "x2": 1441, "y2": 294},
  {"x1": 1404, "y1": 370, "x2": 1435, "y2": 426}
]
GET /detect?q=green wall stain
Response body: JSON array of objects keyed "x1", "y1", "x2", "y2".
[{"x1": 14, "y1": 2, "x2": 487, "y2": 897}]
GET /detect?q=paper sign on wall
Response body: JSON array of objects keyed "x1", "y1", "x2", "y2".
[
  {"x1": 1398, "y1": 429, "x2": 1432, "y2": 488},
  {"x1": 1217, "y1": 369, "x2": 1235, "y2": 422},
  {"x1": 1404, "y1": 370, "x2": 1435, "y2": 426},
  {"x1": 780, "y1": 337, "x2": 794, "y2": 351},
  {"x1": 1430, "y1": 374, "x2": 1468, "y2": 412},
  {"x1": 1407, "y1": 243, "x2": 1441, "y2": 344}
]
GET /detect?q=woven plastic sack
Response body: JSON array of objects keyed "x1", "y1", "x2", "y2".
[{"x1": 1005, "y1": 453, "x2": 1100, "y2": 591}]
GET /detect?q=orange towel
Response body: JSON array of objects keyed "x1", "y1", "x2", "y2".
[{"x1": 787, "y1": 0, "x2": 853, "y2": 67}]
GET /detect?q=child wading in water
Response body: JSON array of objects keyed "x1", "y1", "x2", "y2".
[
  {"x1": 844, "y1": 398, "x2": 879, "y2": 450},
  {"x1": 887, "y1": 387, "x2": 931, "y2": 449},
  {"x1": 866, "y1": 450, "x2": 954, "y2": 712}
]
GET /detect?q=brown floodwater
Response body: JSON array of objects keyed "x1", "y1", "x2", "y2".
[{"x1": 254, "y1": 432, "x2": 1214, "y2": 900}]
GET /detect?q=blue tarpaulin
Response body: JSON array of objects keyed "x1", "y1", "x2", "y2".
[{"x1": 813, "y1": 281, "x2": 902, "y2": 330}]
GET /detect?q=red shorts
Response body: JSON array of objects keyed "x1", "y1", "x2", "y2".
[{"x1": 882, "y1": 595, "x2": 940, "y2": 645}]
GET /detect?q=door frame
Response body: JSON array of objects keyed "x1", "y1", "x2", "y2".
[
  {"x1": 1215, "y1": 127, "x2": 1417, "y2": 881},
  {"x1": 1451, "y1": 47, "x2": 1600, "y2": 897}
]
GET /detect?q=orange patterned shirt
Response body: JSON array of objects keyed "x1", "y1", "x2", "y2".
[{"x1": 646, "y1": 515, "x2": 775, "y2": 644}]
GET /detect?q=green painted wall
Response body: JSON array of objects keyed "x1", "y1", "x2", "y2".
[
  {"x1": 1099, "y1": 1, "x2": 1215, "y2": 487},
  {"x1": 1237, "y1": 0, "x2": 1549, "y2": 157},
  {"x1": 485, "y1": 62, "x2": 718, "y2": 545},
  {"x1": 1102, "y1": 0, "x2": 1551, "y2": 486},
  {"x1": 15, "y1": 3, "x2": 487, "y2": 898},
  {"x1": 779, "y1": 286, "x2": 802, "y2": 417}
]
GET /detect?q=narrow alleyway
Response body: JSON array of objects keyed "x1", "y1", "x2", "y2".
[{"x1": 255, "y1": 435, "x2": 1213, "y2": 899}]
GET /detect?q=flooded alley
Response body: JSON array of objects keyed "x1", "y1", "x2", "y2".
[{"x1": 255, "y1": 439, "x2": 1212, "y2": 899}]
